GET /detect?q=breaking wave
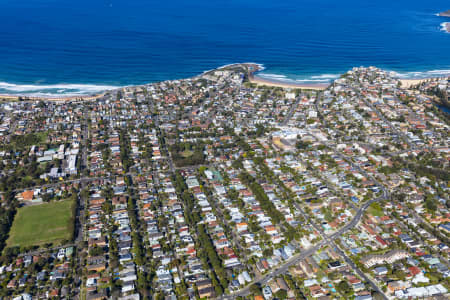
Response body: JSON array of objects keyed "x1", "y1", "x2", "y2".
[
  {"x1": 256, "y1": 67, "x2": 450, "y2": 86},
  {"x1": 257, "y1": 72, "x2": 339, "y2": 84},
  {"x1": 0, "y1": 82, "x2": 120, "y2": 97},
  {"x1": 309, "y1": 74, "x2": 340, "y2": 80},
  {"x1": 258, "y1": 73, "x2": 290, "y2": 80},
  {"x1": 440, "y1": 22, "x2": 449, "y2": 33},
  {"x1": 392, "y1": 69, "x2": 450, "y2": 79}
]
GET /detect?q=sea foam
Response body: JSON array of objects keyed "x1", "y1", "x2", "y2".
[
  {"x1": 310, "y1": 74, "x2": 340, "y2": 80},
  {"x1": 392, "y1": 69, "x2": 450, "y2": 79},
  {"x1": 258, "y1": 72, "x2": 337, "y2": 84},
  {"x1": 258, "y1": 73, "x2": 289, "y2": 80},
  {"x1": 0, "y1": 82, "x2": 119, "y2": 96}
]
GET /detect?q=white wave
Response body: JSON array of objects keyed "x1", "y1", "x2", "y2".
[
  {"x1": 215, "y1": 63, "x2": 240, "y2": 70},
  {"x1": 392, "y1": 68, "x2": 450, "y2": 79},
  {"x1": 310, "y1": 74, "x2": 340, "y2": 79},
  {"x1": 295, "y1": 79, "x2": 330, "y2": 83},
  {"x1": 241, "y1": 62, "x2": 265, "y2": 71},
  {"x1": 0, "y1": 82, "x2": 119, "y2": 96},
  {"x1": 258, "y1": 73, "x2": 288, "y2": 80},
  {"x1": 255, "y1": 64, "x2": 265, "y2": 71},
  {"x1": 258, "y1": 72, "x2": 336, "y2": 84},
  {"x1": 440, "y1": 22, "x2": 450, "y2": 33},
  {"x1": 213, "y1": 62, "x2": 265, "y2": 72},
  {"x1": 199, "y1": 62, "x2": 266, "y2": 77}
]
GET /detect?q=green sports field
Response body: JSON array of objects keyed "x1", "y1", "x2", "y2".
[{"x1": 7, "y1": 199, "x2": 74, "y2": 248}]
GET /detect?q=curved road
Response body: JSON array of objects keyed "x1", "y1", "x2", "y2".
[{"x1": 219, "y1": 189, "x2": 387, "y2": 299}]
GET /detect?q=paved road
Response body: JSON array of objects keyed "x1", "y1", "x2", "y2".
[
  {"x1": 359, "y1": 92, "x2": 414, "y2": 150},
  {"x1": 218, "y1": 144, "x2": 393, "y2": 299},
  {"x1": 281, "y1": 95, "x2": 302, "y2": 126},
  {"x1": 219, "y1": 187, "x2": 387, "y2": 299},
  {"x1": 219, "y1": 240, "x2": 327, "y2": 300},
  {"x1": 292, "y1": 198, "x2": 388, "y2": 300},
  {"x1": 75, "y1": 107, "x2": 89, "y2": 243},
  {"x1": 18, "y1": 243, "x2": 76, "y2": 257},
  {"x1": 2, "y1": 167, "x2": 166, "y2": 196}
]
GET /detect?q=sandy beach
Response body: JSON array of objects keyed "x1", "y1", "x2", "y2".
[
  {"x1": 398, "y1": 77, "x2": 448, "y2": 88},
  {"x1": 399, "y1": 79, "x2": 428, "y2": 88},
  {"x1": 0, "y1": 61, "x2": 446, "y2": 102},
  {"x1": 249, "y1": 75, "x2": 328, "y2": 90},
  {"x1": 0, "y1": 93, "x2": 104, "y2": 102},
  {"x1": 252, "y1": 74, "x2": 443, "y2": 91}
]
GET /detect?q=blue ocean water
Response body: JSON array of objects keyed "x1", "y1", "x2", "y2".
[{"x1": 0, "y1": 0, "x2": 449, "y2": 96}]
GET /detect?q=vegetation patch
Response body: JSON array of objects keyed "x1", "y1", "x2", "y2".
[
  {"x1": 7, "y1": 199, "x2": 75, "y2": 248},
  {"x1": 367, "y1": 202, "x2": 384, "y2": 217},
  {"x1": 180, "y1": 149, "x2": 194, "y2": 158},
  {"x1": 169, "y1": 142, "x2": 205, "y2": 167},
  {"x1": 9, "y1": 132, "x2": 48, "y2": 150}
]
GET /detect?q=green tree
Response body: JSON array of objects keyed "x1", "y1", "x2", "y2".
[{"x1": 249, "y1": 284, "x2": 262, "y2": 295}]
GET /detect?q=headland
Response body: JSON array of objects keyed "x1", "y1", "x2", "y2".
[
  {"x1": 1, "y1": 63, "x2": 449, "y2": 101},
  {"x1": 440, "y1": 10, "x2": 450, "y2": 33},
  {"x1": 438, "y1": 10, "x2": 450, "y2": 17}
]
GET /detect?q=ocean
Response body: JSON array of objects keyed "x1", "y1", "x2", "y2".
[{"x1": 0, "y1": 0, "x2": 449, "y2": 96}]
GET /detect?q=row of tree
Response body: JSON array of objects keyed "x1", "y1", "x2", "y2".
[
  {"x1": 172, "y1": 171, "x2": 228, "y2": 296},
  {"x1": 239, "y1": 172, "x2": 284, "y2": 223},
  {"x1": 197, "y1": 223, "x2": 228, "y2": 295},
  {"x1": 119, "y1": 130, "x2": 133, "y2": 172},
  {"x1": 0, "y1": 202, "x2": 16, "y2": 255},
  {"x1": 240, "y1": 159, "x2": 300, "y2": 242}
]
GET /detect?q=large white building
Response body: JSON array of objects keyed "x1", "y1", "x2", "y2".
[
  {"x1": 67, "y1": 154, "x2": 77, "y2": 175},
  {"x1": 362, "y1": 249, "x2": 410, "y2": 268}
]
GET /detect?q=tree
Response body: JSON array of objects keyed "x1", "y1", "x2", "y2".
[
  {"x1": 336, "y1": 280, "x2": 352, "y2": 296},
  {"x1": 249, "y1": 284, "x2": 262, "y2": 295},
  {"x1": 425, "y1": 195, "x2": 437, "y2": 211},
  {"x1": 263, "y1": 248, "x2": 273, "y2": 257},
  {"x1": 274, "y1": 289, "x2": 287, "y2": 299},
  {"x1": 89, "y1": 245, "x2": 104, "y2": 256},
  {"x1": 393, "y1": 269, "x2": 406, "y2": 281}
]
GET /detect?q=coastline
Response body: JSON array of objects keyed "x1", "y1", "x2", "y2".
[
  {"x1": 441, "y1": 22, "x2": 450, "y2": 33},
  {"x1": 438, "y1": 10, "x2": 450, "y2": 18},
  {"x1": 249, "y1": 75, "x2": 328, "y2": 90},
  {"x1": 399, "y1": 76, "x2": 450, "y2": 88},
  {"x1": 0, "y1": 63, "x2": 449, "y2": 101},
  {"x1": 0, "y1": 93, "x2": 105, "y2": 102},
  {"x1": 399, "y1": 79, "x2": 428, "y2": 88}
]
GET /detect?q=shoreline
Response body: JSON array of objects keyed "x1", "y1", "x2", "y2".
[
  {"x1": 399, "y1": 79, "x2": 428, "y2": 88},
  {"x1": 249, "y1": 75, "x2": 328, "y2": 90},
  {"x1": 441, "y1": 22, "x2": 450, "y2": 33},
  {"x1": 399, "y1": 76, "x2": 449, "y2": 88},
  {"x1": 0, "y1": 63, "x2": 449, "y2": 101},
  {"x1": 0, "y1": 93, "x2": 105, "y2": 102}
]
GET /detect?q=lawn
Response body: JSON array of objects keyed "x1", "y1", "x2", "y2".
[
  {"x1": 10, "y1": 131, "x2": 48, "y2": 150},
  {"x1": 169, "y1": 142, "x2": 206, "y2": 167},
  {"x1": 367, "y1": 204, "x2": 384, "y2": 217},
  {"x1": 181, "y1": 149, "x2": 194, "y2": 158},
  {"x1": 7, "y1": 199, "x2": 74, "y2": 248}
]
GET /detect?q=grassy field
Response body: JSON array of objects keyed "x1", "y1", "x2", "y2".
[
  {"x1": 7, "y1": 199, "x2": 74, "y2": 248},
  {"x1": 9, "y1": 131, "x2": 48, "y2": 150},
  {"x1": 367, "y1": 202, "x2": 384, "y2": 217},
  {"x1": 181, "y1": 149, "x2": 194, "y2": 158}
]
